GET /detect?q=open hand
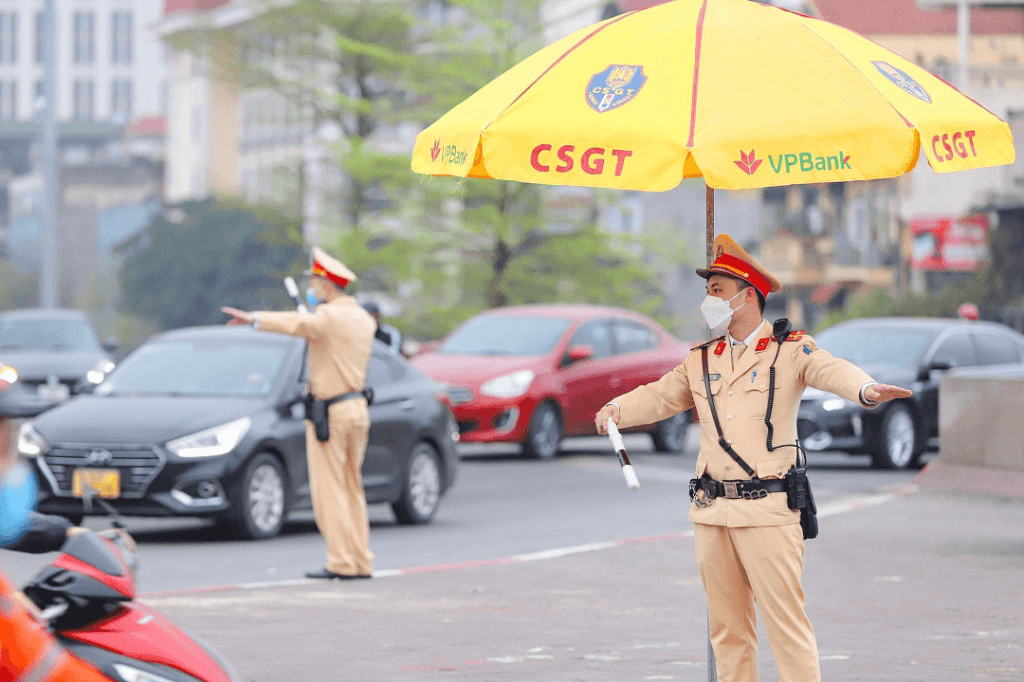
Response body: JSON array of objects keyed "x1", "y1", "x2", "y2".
[
  {"x1": 221, "y1": 307, "x2": 254, "y2": 326},
  {"x1": 865, "y1": 383, "x2": 913, "y2": 404}
]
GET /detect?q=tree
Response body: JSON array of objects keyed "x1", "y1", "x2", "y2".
[
  {"x1": 118, "y1": 201, "x2": 304, "y2": 331},
  {"x1": 240, "y1": 0, "x2": 426, "y2": 232}
]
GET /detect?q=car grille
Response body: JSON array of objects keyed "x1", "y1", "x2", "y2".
[
  {"x1": 40, "y1": 444, "x2": 165, "y2": 498},
  {"x1": 447, "y1": 387, "x2": 474, "y2": 405}
]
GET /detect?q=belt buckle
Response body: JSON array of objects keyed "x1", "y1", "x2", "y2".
[{"x1": 723, "y1": 481, "x2": 739, "y2": 499}]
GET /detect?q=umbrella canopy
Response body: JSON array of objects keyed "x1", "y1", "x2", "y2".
[{"x1": 412, "y1": 0, "x2": 1014, "y2": 192}]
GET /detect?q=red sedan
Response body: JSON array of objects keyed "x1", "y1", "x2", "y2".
[{"x1": 411, "y1": 304, "x2": 691, "y2": 458}]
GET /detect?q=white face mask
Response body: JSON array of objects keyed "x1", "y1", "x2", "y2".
[{"x1": 700, "y1": 291, "x2": 746, "y2": 331}]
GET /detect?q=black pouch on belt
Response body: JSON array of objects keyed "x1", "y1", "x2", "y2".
[
  {"x1": 311, "y1": 399, "x2": 330, "y2": 443},
  {"x1": 785, "y1": 466, "x2": 818, "y2": 540}
]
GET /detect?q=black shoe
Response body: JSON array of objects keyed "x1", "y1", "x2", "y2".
[{"x1": 305, "y1": 568, "x2": 372, "y2": 580}]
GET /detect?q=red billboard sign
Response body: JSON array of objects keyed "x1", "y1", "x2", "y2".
[{"x1": 910, "y1": 215, "x2": 989, "y2": 272}]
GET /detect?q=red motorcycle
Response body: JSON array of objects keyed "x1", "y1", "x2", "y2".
[{"x1": 21, "y1": 506, "x2": 239, "y2": 682}]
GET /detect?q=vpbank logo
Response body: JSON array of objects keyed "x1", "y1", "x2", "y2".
[
  {"x1": 734, "y1": 150, "x2": 763, "y2": 176},
  {"x1": 430, "y1": 139, "x2": 441, "y2": 162}
]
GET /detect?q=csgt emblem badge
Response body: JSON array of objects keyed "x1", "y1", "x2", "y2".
[{"x1": 85, "y1": 449, "x2": 114, "y2": 466}]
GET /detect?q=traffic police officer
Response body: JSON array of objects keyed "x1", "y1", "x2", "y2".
[
  {"x1": 223, "y1": 247, "x2": 376, "y2": 580},
  {"x1": 596, "y1": 235, "x2": 912, "y2": 682}
]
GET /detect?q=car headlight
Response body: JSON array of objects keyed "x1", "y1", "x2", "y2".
[
  {"x1": 479, "y1": 370, "x2": 535, "y2": 398},
  {"x1": 166, "y1": 417, "x2": 251, "y2": 458},
  {"x1": 86, "y1": 359, "x2": 117, "y2": 385},
  {"x1": 17, "y1": 422, "x2": 47, "y2": 457},
  {"x1": 112, "y1": 663, "x2": 180, "y2": 682},
  {"x1": 0, "y1": 364, "x2": 17, "y2": 388},
  {"x1": 822, "y1": 398, "x2": 850, "y2": 412}
]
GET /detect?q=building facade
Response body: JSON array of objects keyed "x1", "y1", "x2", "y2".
[{"x1": 0, "y1": 0, "x2": 168, "y2": 124}]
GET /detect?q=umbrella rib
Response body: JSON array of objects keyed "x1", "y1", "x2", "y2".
[
  {"x1": 481, "y1": 12, "x2": 636, "y2": 132},
  {"x1": 686, "y1": 0, "x2": 709, "y2": 149}
]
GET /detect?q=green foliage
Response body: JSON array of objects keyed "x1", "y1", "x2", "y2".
[
  {"x1": 118, "y1": 201, "x2": 304, "y2": 330},
  {"x1": 0, "y1": 261, "x2": 39, "y2": 310},
  {"x1": 815, "y1": 277, "x2": 991, "y2": 333}
]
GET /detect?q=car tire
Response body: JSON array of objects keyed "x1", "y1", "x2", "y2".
[
  {"x1": 224, "y1": 453, "x2": 288, "y2": 540},
  {"x1": 872, "y1": 403, "x2": 920, "y2": 470},
  {"x1": 651, "y1": 411, "x2": 691, "y2": 453},
  {"x1": 522, "y1": 402, "x2": 562, "y2": 459},
  {"x1": 392, "y1": 442, "x2": 443, "y2": 525}
]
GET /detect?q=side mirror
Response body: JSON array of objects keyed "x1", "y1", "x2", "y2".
[
  {"x1": 918, "y1": 360, "x2": 953, "y2": 381},
  {"x1": 103, "y1": 336, "x2": 121, "y2": 355},
  {"x1": 567, "y1": 345, "x2": 594, "y2": 363}
]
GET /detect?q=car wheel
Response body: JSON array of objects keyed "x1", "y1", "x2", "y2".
[
  {"x1": 226, "y1": 453, "x2": 288, "y2": 539},
  {"x1": 651, "y1": 411, "x2": 691, "y2": 453},
  {"x1": 392, "y1": 442, "x2": 443, "y2": 525},
  {"x1": 872, "y1": 403, "x2": 919, "y2": 470},
  {"x1": 522, "y1": 402, "x2": 562, "y2": 459}
]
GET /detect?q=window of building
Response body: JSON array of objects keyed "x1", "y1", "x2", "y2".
[
  {"x1": 0, "y1": 82, "x2": 17, "y2": 122},
  {"x1": 35, "y1": 12, "x2": 44, "y2": 64},
  {"x1": 0, "y1": 13, "x2": 17, "y2": 64},
  {"x1": 111, "y1": 11, "x2": 133, "y2": 64},
  {"x1": 73, "y1": 80, "x2": 95, "y2": 121},
  {"x1": 74, "y1": 12, "x2": 95, "y2": 64},
  {"x1": 110, "y1": 79, "x2": 132, "y2": 121}
]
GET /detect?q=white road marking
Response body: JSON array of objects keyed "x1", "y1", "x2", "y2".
[{"x1": 141, "y1": 484, "x2": 917, "y2": 598}]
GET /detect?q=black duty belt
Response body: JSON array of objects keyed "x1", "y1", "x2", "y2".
[
  {"x1": 325, "y1": 389, "x2": 372, "y2": 406},
  {"x1": 695, "y1": 475, "x2": 787, "y2": 500}
]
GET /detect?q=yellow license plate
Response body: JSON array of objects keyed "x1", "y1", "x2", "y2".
[{"x1": 72, "y1": 469, "x2": 121, "y2": 499}]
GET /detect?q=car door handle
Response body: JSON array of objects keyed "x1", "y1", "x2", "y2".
[{"x1": 399, "y1": 399, "x2": 417, "y2": 411}]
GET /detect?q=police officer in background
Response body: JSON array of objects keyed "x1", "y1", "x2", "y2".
[
  {"x1": 362, "y1": 301, "x2": 404, "y2": 355},
  {"x1": 222, "y1": 247, "x2": 376, "y2": 580},
  {"x1": 595, "y1": 235, "x2": 912, "y2": 682}
]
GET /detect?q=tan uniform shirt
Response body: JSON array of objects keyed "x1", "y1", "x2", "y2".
[
  {"x1": 256, "y1": 295, "x2": 376, "y2": 420},
  {"x1": 614, "y1": 320, "x2": 876, "y2": 528}
]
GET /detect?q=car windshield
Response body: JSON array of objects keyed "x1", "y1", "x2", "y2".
[
  {"x1": 0, "y1": 318, "x2": 100, "y2": 351},
  {"x1": 814, "y1": 325, "x2": 936, "y2": 367},
  {"x1": 438, "y1": 316, "x2": 572, "y2": 356},
  {"x1": 97, "y1": 339, "x2": 289, "y2": 397}
]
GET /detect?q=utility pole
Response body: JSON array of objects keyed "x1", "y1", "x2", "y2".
[
  {"x1": 957, "y1": 0, "x2": 971, "y2": 90},
  {"x1": 40, "y1": 0, "x2": 58, "y2": 308}
]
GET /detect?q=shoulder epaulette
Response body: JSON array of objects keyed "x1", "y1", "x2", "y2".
[
  {"x1": 690, "y1": 335, "x2": 726, "y2": 351},
  {"x1": 784, "y1": 330, "x2": 806, "y2": 342}
]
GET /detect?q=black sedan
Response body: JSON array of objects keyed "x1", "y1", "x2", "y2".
[
  {"x1": 798, "y1": 317, "x2": 1024, "y2": 469},
  {"x1": 0, "y1": 309, "x2": 119, "y2": 418},
  {"x1": 17, "y1": 326, "x2": 459, "y2": 538}
]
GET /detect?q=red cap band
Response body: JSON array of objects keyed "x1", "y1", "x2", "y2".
[
  {"x1": 312, "y1": 260, "x2": 349, "y2": 288},
  {"x1": 708, "y1": 253, "x2": 771, "y2": 298}
]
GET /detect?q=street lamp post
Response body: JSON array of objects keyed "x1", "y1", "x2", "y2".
[{"x1": 40, "y1": 0, "x2": 58, "y2": 308}]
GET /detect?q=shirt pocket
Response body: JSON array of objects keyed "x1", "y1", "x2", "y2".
[
  {"x1": 743, "y1": 376, "x2": 772, "y2": 419},
  {"x1": 690, "y1": 378, "x2": 723, "y2": 425},
  {"x1": 755, "y1": 456, "x2": 794, "y2": 480}
]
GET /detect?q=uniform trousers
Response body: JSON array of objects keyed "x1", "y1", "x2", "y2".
[
  {"x1": 306, "y1": 414, "x2": 373, "y2": 576},
  {"x1": 693, "y1": 522, "x2": 820, "y2": 682}
]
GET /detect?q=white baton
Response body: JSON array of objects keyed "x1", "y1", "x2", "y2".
[{"x1": 606, "y1": 420, "x2": 640, "y2": 490}]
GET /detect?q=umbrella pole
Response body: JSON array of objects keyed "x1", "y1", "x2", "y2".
[
  {"x1": 704, "y1": 182, "x2": 718, "y2": 682},
  {"x1": 706, "y1": 184, "x2": 715, "y2": 268}
]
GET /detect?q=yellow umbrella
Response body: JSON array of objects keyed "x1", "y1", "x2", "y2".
[{"x1": 412, "y1": 0, "x2": 1014, "y2": 192}]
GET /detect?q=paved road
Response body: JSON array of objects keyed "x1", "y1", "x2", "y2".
[{"x1": 0, "y1": 428, "x2": 929, "y2": 592}]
